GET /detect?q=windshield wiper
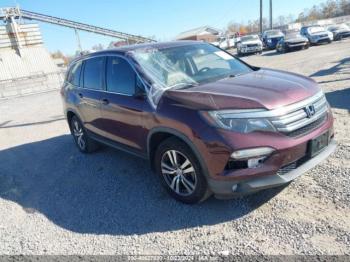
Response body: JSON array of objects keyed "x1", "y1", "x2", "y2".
[
  {"x1": 227, "y1": 74, "x2": 237, "y2": 78},
  {"x1": 177, "y1": 83, "x2": 199, "y2": 89}
]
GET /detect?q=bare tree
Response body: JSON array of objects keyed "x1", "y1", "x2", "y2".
[{"x1": 224, "y1": 0, "x2": 350, "y2": 35}]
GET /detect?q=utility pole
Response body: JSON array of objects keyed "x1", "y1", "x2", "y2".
[
  {"x1": 269, "y1": 0, "x2": 273, "y2": 29},
  {"x1": 260, "y1": 0, "x2": 263, "y2": 34}
]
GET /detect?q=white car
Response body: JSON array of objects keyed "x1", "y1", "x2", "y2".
[
  {"x1": 212, "y1": 36, "x2": 236, "y2": 50},
  {"x1": 237, "y1": 35, "x2": 263, "y2": 56}
]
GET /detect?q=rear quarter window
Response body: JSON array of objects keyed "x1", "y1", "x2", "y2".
[
  {"x1": 67, "y1": 61, "x2": 82, "y2": 86},
  {"x1": 83, "y1": 57, "x2": 104, "y2": 90}
]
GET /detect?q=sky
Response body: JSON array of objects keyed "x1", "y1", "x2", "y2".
[{"x1": 1, "y1": 0, "x2": 325, "y2": 55}]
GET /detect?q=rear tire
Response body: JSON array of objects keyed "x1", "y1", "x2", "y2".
[
  {"x1": 70, "y1": 115, "x2": 99, "y2": 153},
  {"x1": 154, "y1": 137, "x2": 211, "y2": 204}
]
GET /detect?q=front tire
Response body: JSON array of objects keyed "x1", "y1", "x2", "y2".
[
  {"x1": 154, "y1": 137, "x2": 211, "y2": 204},
  {"x1": 70, "y1": 115, "x2": 99, "y2": 153}
]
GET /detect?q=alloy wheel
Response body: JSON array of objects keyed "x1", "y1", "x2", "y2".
[
  {"x1": 72, "y1": 119, "x2": 86, "y2": 150},
  {"x1": 161, "y1": 150, "x2": 197, "y2": 196}
]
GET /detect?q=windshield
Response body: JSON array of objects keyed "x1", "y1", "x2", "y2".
[
  {"x1": 265, "y1": 30, "x2": 283, "y2": 37},
  {"x1": 285, "y1": 32, "x2": 302, "y2": 39},
  {"x1": 128, "y1": 43, "x2": 253, "y2": 107},
  {"x1": 241, "y1": 35, "x2": 259, "y2": 42},
  {"x1": 308, "y1": 26, "x2": 325, "y2": 33},
  {"x1": 328, "y1": 24, "x2": 349, "y2": 31}
]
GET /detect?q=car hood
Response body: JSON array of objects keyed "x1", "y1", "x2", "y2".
[
  {"x1": 164, "y1": 69, "x2": 320, "y2": 111},
  {"x1": 285, "y1": 37, "x2": 308, "y2": 43},
  {"x1": 309, "y1": 31, "x2": 329, "y2": 36},
  {"x1": 240, "y1": 40, "x2": 262, "y2": 45}
]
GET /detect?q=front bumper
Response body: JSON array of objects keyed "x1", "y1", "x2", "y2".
[
  {"x1": 208, "y1": 139, "x2": 336, "y2": 197},
  {"x1": 286, "y1": 42, "x2": 308, "y2": 49},
  {"x1": 311, "y1": 37, "x2": 331, "y2": 44},
  {"x1": 239, "y1": 46, "x2": 262, "y2": 54}
]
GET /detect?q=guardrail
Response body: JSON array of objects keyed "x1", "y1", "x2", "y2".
[{"x1": 0, "y1": 71, "x2": 65, "y2": 99}]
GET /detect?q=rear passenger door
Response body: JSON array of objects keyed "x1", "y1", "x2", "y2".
[
  {"x1": 77, "y1": 56, "x2": 105, "y2": 136},
  {"x1": 100, "y1": 56, "x2": 149, "y2": 151}
]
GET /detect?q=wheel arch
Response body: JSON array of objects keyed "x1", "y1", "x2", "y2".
[
  {"x1": 147, "y1": 127, "x2": 209, "y2": 178},
  {"x1": 65, "y1": 108, "x2": 81, "y2": 132}
]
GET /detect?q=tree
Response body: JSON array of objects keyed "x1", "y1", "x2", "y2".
[
  {"x1": 51, "y1": 50, "x2": 68, "y2": 65},
  {"x1": 338, "y1": 0, "x2": 350, "y2": 15},
  {"x1": 321, "y1": 0, "x2": 338, "y2": 18}
]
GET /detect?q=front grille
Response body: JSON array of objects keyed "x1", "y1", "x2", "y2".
[
  {"x1": 318, "y1": 38, "x2": 330, "y2": 43},
  {"x1": 270, "y1": 93, "x2": 328, "y2": 137},
  {"x1": 287, "y1": 41, "x2": 304, "y2": 45},
  {"x1": 286, "y1": 114, "x2": 327, "y2": 137},
  {"x1": 247, "y1": 44, "x2": 259, "y2": 48}
]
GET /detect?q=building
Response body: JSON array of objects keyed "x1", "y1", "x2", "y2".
[
  {"x1": 0, "y1": 21, "x2": 63, "y2": 98},
  {"x1": 176, "y1": 26, "x2": 222, "y2": 42}
]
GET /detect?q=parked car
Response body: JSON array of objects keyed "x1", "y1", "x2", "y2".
[
  {"x1": 212, "y1": 36, "x2": 236, "y2": 50},
  {"x1": 276, "y1": 31, "x2": 309, "y2": 53},
  {"x1": 262, "y1": 29, "x2": 284, "y2": 49},
  {"x1": 300, "y1": 26, "x2": 332, "y2": 45},
  {"x1": 237, "y1": 35, "x2": 263, "y2": 56},
  {"x1": 61, "y1": 41, "x2": 336, "y2": 204},
  {"x1": 327, "y1": 24, "x2": 350, "y2": 41},
  {"x1": 212, "y1": 37, "x2": 225, "y2": 48}
]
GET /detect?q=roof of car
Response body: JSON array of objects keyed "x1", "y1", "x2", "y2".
[
  {"x1": 97, "y1": 40, "x2": 200, "y2": 54},
  {"x1": 70, "y1": 40, "x2": 203, "y2": 65}
]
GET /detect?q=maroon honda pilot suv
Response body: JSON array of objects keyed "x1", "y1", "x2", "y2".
[{"x1": 61, "y1": 41, "x2": 336, "y2": 204}]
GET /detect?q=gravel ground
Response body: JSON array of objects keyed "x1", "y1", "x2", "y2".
[{"x1": 0, "y1": 40, "x2": 349, "y2": 256}]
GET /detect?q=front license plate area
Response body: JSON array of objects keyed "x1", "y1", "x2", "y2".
[{"x1": 309, "y1": 132, "x2": 329, "y2": 157}]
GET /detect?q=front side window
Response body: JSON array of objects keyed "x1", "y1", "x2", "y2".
[
  {"x1": 67, "y1": 61, "x2": 82, "y2": 86},
  {"x1": 106, "y1": 57, "x2": 136, "y2": 95},
  {"x1": 83, "y1": 57, "x2": 104, "y2": 90},
  {"x1": 129, "y1": 43, "x2": 252, "y2": 107}
]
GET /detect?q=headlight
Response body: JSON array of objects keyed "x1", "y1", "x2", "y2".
[
  {"x1": 267, "y1": 39, "x2": 272, "y2": 43},
  {"x1": 203, "y1": 110, "x2": 276, "y2": 133},
  {"x1": 328, "y1": 32, "x2": 334, "y2": 40}
]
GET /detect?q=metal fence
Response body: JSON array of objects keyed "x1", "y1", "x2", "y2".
[{"x1": 0, "y1": 70, "x2": 65, "y2": 99}]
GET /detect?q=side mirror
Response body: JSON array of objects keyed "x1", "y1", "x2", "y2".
[
  {"x1": 134, "y1": 86, "x2": 146, "y2": 99},
  {"x1": 134, "y1": 77, "x2": 146, "y2": 99}
]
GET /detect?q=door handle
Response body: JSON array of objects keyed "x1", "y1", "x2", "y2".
[
  {"x1": 101, "y1": 98, "x2": 109, "y2": 105},
  {"x1": 78, "y1": 93, "x2": 83, "y2": 98}
]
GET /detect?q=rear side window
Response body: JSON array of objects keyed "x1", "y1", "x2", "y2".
[
  {"x1": 106, "y1": 57, "x2": 136, "y2": 95},
  {"x1": 67, "y1": 61, "x2": 82, "y2": 86},
  {"x1": 83, "y1": 57, "x2": 104, "y2": 90}
]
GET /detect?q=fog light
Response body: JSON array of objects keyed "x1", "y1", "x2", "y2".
[
  {"x1": 247, "y1": 157, "x2": 266, "y2": 168},
  {"x1": 231, "y1": 147, "x2": 275, "y2": 160}
]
